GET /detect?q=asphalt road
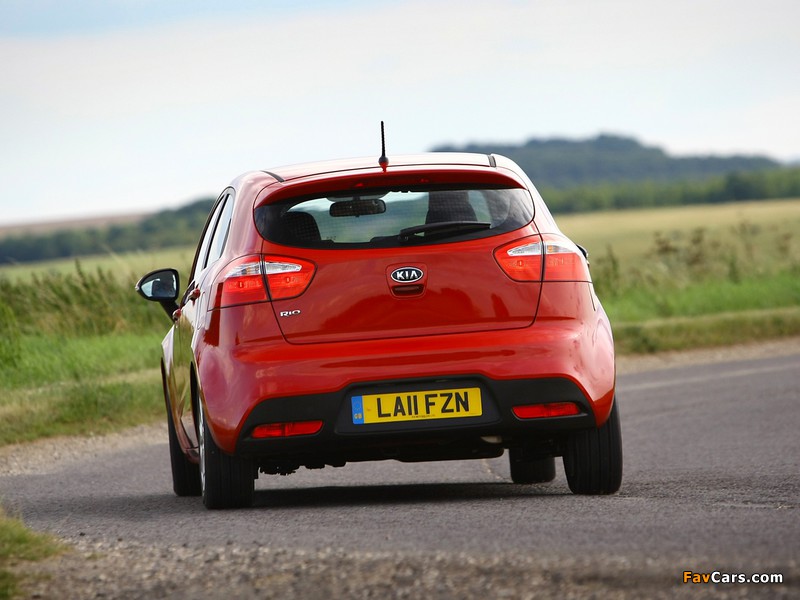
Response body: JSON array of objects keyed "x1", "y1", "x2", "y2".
[{"x1": 2, "y1": 350, "x2": 798, "y2": 598}]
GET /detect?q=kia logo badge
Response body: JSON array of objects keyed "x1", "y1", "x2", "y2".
[{"x1": 391, "y1": 267, "x2": 424, "y2": 283}]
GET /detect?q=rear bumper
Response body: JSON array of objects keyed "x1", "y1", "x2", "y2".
[
  {"x1": 236, "y1": 374, "x2": 599, "y2": 470},
  {"x1": 196, "y1": 302, "x2": 615, "y2": 455}
]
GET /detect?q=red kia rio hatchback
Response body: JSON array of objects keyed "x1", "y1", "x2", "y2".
[{"x1": 136, "y1": 152, "x2": 622, "y2": 509}]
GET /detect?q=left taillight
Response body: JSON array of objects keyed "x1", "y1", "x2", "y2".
[
  {"x1": 212, "y1": 255, "x2": 317, "y2": 308},
  {"x1": 212, "y1": 256, "x2": 269, "y2": 308}
]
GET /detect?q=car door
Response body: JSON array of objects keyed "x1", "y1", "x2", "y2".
[{"x1": 171, "y1": 191, "x2": 234, "y2": 450}]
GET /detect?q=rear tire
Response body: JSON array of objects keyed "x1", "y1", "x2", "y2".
[
  {"x1": 198, "y1": 401, "x2": 254, "y2": 509},
  {"x1": 164, "y1": 381, "x2": 201, "y2": 497},
  {"x1": 563, "y1": 398, "x2": 623, "y2": 494},
  {"x1": 509, "y1": 451, "x2": 556, "y2": 484}
]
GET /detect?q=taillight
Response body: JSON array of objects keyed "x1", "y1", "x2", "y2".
[
  {"x1": 494, "y1": 237, "x2": 543, "y2": 281},
  {"x1": 214, "y1": 256, "x2": 269, "y2": 308},
  {"x1": 251, "y1": 420, "x2": 323, "y2": 438},
  {"x1": 263, "y1": 256, "x2": 316, "y2": 300},
  {"x1": 542, "y1": 235, "x2": 591, "y2": 281},
  {"x1": 512, "y1": 402, "x2": 581, "y2": 419},
  {"x1": 494, "y1": 234, "x2": 590, "y2": 282}
]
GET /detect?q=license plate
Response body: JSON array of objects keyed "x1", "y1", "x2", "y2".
[{"x1": 351, "y1": 387, "x2": 482, "y2": 425}]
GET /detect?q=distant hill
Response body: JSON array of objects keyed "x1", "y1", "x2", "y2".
[
  {"x1": 433, "y1": 134, "x2": 781, "y2": 188},
  {"x1": 0, "y1": 212, "x2": 149, "y2": 240},
  {"x1": 0, "y1": 198, "x2": 214, "y2": 265},
  {"x1": 2, "y1": 135, "x2": 798, "y2": 264}
]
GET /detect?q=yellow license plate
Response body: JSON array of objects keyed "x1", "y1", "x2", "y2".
[{"x1": 351, "y1": 387, "x2": 482, "y2": 425}]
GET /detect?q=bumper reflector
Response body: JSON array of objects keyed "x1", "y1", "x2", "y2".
[
  {"x1": 251, "y1": 420, "x2": 323, "y2": 439},
  {"x1": 512, "y1": 402, "x2": 581, "y2": 419}
]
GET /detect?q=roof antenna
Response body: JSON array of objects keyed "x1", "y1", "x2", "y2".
[{"x1": 378, "y1": 121, "x2": 389, "y2": 171}]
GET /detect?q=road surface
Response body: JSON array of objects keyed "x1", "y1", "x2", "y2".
[{"x1": 2, "y1": 348, "x2": 798, "y2": 598}]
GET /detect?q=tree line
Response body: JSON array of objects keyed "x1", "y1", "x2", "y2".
[
  {"x1": 434, "y1": 134, "x2": 781, "y2": 188},
  {"x1": 0, "y1": 199, "x2": 213, "y2": 265},
  {"x1": 539, "y1": 166, "x2": 800, "y2": 213},
  {"x1": 2, "y1": 134, "x2": 799, "y2": 265}
]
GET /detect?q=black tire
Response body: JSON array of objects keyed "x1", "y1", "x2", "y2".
[
  {"x1": 198, "y1": 401, "x2": 254, "y2": 509},
  {"x1": 509, "y1": 450, "x2": 556, "y2": 484},
  {"x1": 563, "y1": 398, "x2": 623, "y2": 494},
  {"x1": 165, "y1": 397, "x2": 202, "y2": 497},
  {"x1": 162, "y1": 372, "x2": 201, "y2": 497}
]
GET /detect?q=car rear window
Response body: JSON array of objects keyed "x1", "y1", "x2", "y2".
[{"x1": 255, "y1": 187, "x2": 533, "y2": 248}]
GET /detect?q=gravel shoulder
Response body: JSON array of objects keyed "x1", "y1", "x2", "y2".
[
  {"x1": 615, "y1": 335, "x2": 800, "y2": 375},
  {"x1": 4, "y1": 337, "x2": 799, "y2": 599},
  {"x1": 16, "y1": 540, "x2": 793, "y2": 600}
]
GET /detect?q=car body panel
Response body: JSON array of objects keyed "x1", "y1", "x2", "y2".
[
  {"x1": 196, "y1": 303, "x2": 615, "y2": 454},
  {"x1": 264, "y1": 239, "x2": 543, "y2": 344}
]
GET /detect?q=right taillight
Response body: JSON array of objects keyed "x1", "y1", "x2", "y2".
[
  {"x1": 542, "y1": 235, "x2": 591, "y2": 281},
  {"x1": 251, "y1": 420, "x2": 323, "y2": 439},
  {"x1": 495, "y1": 234, "x2": 590, "y2": 282},
  {"x1": 512, "y1": 402, "x2": 581, "y2": 419}
]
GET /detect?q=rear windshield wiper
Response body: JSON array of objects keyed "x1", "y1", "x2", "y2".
[{"x1": 399, "y1": 221, "x2": 491, "y2": 243}]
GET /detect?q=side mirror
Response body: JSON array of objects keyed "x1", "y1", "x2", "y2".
[{"x1": 135, "y1": 268, "x2": 180, "y2": 318}]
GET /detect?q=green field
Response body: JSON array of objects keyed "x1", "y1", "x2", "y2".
[
  {"x1": 0, "y1": 245, "x2": 196, "y2": 283},
  {"x1": 557, "y1": 197, "x2": 800, "y2": 267},
  {"x1": 558, "y1": 198, "x2": 800, "y2": 352}
]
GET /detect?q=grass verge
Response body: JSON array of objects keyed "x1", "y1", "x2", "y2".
[
  {"x1": 614, "y1": 306, "x2": 800, "y2": 354},
  {"x1": 0, "y1": 372, "x2": 163, "y2": 447},
  {"x1": 0, "y1": 509, "x2": 64, "y2": 600},
  {"x1": 0, "y1": 335, "x2": 163, "y2": 596},
  {"x1": 603, "y1": 271, "x2": 800, "y2": 323},
  {"x1": 0, "y1": 331, "x2": 165, "y2": 447},
  {"x1": 0, "y1": 333, "x2": 162, "y2": 391}
]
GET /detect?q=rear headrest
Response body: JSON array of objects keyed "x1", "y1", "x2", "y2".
[
  {"x1": 425, "y1": 190, "x2": 477, "y2": 223},
  {"x1": 281, "y1": 211, "x2": 321, "y2": 243}
]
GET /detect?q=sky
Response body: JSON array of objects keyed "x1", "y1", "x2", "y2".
[{"x1": 1, "y1": 0, "x2": 798, "y2": 226}]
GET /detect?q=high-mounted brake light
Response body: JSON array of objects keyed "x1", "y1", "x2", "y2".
[
  {"x1": 263, "y1": 256, "x2": 316, "y2": 300},
  {"x1": 251, "y1": 420, "x2": 323, "y2": 439},
  {"x1": 494, "y1": 234, "x2": 590, "y2": 282}
]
